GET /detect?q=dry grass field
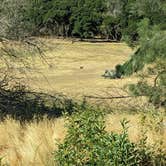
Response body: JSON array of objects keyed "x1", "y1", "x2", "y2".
[
  {"x1": 1, "y1": 38, "x2": 135, "y2": 97},
  {"x1": 0, "y1": 38, "x2": 165, "y2": 165},
  {"x1": 1, "y1": 38, "x2": 143, "y2": 108}
]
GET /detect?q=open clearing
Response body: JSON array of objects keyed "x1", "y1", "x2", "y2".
[{"x1": 2, "y1": 38, "x2": 136, "y2": 97}]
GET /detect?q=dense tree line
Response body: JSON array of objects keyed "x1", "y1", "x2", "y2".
[
  {"x1": 25, "y1": 0, "x2": 107, "y2": 38},
  {"x1": 113, "y1": 0, "x2": 166, "y2": 108},
  {"x1": 1, "y1": 0, "x2": 165, "y2": 41}
]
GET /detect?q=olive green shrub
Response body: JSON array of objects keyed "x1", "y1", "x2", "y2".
[
  {"x1": 54, "y1": 108, "x2": 166, "y2": 166},
  {"x1": 54, "y1": 108, "x2": 110, "y2": 165}
]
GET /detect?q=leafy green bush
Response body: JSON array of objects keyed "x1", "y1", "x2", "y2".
[
  {"x1": 106, "y1": 119, "x2": 140, "y2": 166},
  {"x1": 54, "y1": 108, "x2": 166, "y2": 165},
  {"x1": 54, "y1": 108, "x2": 109, "y2": 165},
  {"x1": 100, "y1": 15, "x2": 121, "y2": 40}
]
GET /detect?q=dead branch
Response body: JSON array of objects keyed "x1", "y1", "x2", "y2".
[{"x1": 84, "y1": 95, "x2": 144, "y2": 100}]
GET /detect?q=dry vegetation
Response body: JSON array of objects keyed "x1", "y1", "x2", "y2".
[
  {"x1": 0, "y1": 113, "x2": 166, "y2": 165},
  {"x1": 0, "y1": 118, "x2": 66, "y2": 165},
  {"x1": 0, "y1": 38, "x2": 143, "y2": 109},
  {"x1": 0, "y1": 38, "x2": 165, "y2": 165},
  {"x1": 0, "y1": 38, "x2": 135, "y2": 97}
]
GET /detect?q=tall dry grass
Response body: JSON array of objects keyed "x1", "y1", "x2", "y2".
[
  {"x1": 0, "y1": 113, "x2": 165, "y2": 165},
  {"x1": 0, "y1": 118, "x2": 66, "y2": 166}
]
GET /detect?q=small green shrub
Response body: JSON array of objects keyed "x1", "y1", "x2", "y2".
[{"x1": 54, "y1": 108, "x2": 109, "y2": 165}]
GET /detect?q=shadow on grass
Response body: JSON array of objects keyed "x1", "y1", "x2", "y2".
[{"x1": 0, "y1": 82, "x2": 77, "y2": 122}]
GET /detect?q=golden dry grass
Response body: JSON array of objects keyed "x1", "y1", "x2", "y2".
[
  {"x1": 0, "y1": 118, "x2": 66, "y2": 166},
  {"x1": 0, "y1": 113, "x2": 166, "y2": 165},
  {"x1": 0, "y1": 38, "x2": 135, "y2": 98},
  {"x1": 1, "y1": 38, "x2": 143, "y2": 108}
]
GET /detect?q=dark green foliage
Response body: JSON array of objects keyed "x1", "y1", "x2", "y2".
[
  {"x1": 101, "y1": 15, "x2": 121, "y2": 40},
  {"x1": 114, "y1": 17, "x2": 166, "y2": 107},
  {"x1": 111, "y1": 1, "x2": 166, "y2": 108},
  {"x1": 1, "y1": 0, "x2": 166, "y2": 40},
  {"x1": 128, "y1": 60, "x2": 166, "y2": 108},
  {"x1": 25, "y1": 0, "x2": 107, "y2": 38},
  {"x1": 71, "y1": 0, "x2": 106, "y2": 38},
  {"x1": 119, "y1": 0, "x2": 141, "y2": 45},
  {"x1": 120, "y1": 0, "x2": 166, "y2": 45},
  {"x1": 134, "y1": 0, "x2": 166, "y2": 27},
  {"x1": 115, "y1": 64, "x2": 124, "y2": 78},
  {"x1": 127, "y1": 18, "x2": 165, "y2": 67},
  {"x1": 24, "y1": 0, "x2": 45, "y2": 36},
  {"x1": 41, "y1": 0, "x2": 74, "y2": 36}
]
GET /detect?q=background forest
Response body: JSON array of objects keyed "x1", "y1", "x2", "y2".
[
  {"x1": 0, "y1": 0, "x2": 165, "y2": 40},
  {"x1": 0, "y1": 0, "x2": 166, "y2": 165}
]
